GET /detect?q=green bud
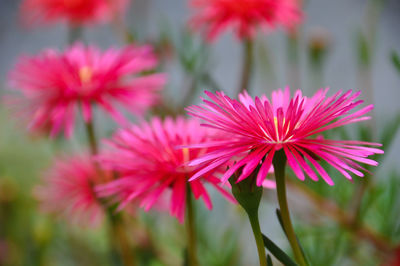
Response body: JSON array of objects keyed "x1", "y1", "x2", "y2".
[{"x1": 229, "y1": 166, "x2": 263, "y2": 216}]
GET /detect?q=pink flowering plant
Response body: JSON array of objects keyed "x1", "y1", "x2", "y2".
[
  {"x1": 190, "y1": 0, "x2": 303, "y2": 95},
  {"x1": 97, "y1": 117, "x2": 234, "y2": 223},
  {"x1": 190, "y1": 0, "x2": 302, "y2": 41},
  {"x1": 20, "y1": 0, "x2": 129, "y2": 26},
  {"x1": 8, "y1": 43, "x2": 165, "y2": 138},
  {"x1": 1, "y1": 0, "x2": 399, "y2": 266},
  {"x1": 186, "y1": 88, "x2": 383, "y2": 265},
  {"x1": 34, "y1": 154, "x2": 110, "y2": 226}
]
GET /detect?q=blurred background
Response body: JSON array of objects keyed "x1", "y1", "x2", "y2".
[{"x1": 0, "y1": 0, "x2": 400, "y2": 265}]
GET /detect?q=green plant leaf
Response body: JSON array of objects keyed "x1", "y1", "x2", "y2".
[
  {"x1": 262, "y1": 233, "x2": 298, "y2": 266},
  {"x1": 267, "y1": 254, "x2": 273, "y2": 266},
  {"x1": 391, "y1": 51, "x2": 400, "y2": 75},
  {"x1": 356, "y1": 31, "x2": 370, "y2": 66},
  {"x1": 275, "y1": 209, "x2": 287, "y2": 236}
]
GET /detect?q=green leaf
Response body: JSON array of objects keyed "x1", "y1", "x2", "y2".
[
  {"x1": 267, "y1": 255, "x2": 273, "y2": 266},
  {"x1": 275, "y1": 209, "x2": 286, "y2": 236},
  {"x1": 183, "y1": 248, "x2": 189, "y2": 266},
  {"x1": 391, "y1": 51, "x2": 400, "y2": 75},
  {"x1": 262, "y1": 233, "x2": 298, "y2": 266},
  {"x1": 356, "y1": 31, "x2": 370, "y2": 66}
]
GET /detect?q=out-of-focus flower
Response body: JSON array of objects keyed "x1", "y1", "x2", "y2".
[
  {"x1": 97, "y1": 116, "x2": 235, "y2": 223},
  {"x1": 20, "y1": 0, "x2": 129, "y2": 26},
  {"x1": 34, "y1": 155, "x2": 111, "y2": 226},
  {"x1": 189, "y1": 0, "x2": 303, "y2": 41},
  {"x1": 187, "y1": 88, "x2": 383, "y2": 186},
  {"x1": 8, "y1": 43, "x2": 166, "y2": 137}
]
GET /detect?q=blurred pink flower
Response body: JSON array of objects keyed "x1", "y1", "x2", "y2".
[
  {"x1": 189, "y1": 0, "x2": 303, "y2": 41},
  {"x1": 97, "y1": 116, "x2": 235, "y2": 223},
  {"x1": 35, "y1": 155, "x2": 111, "y2": 226},
  {"x1": 20, "y1": 0, "x2": 129, "y2": 26},
  {"x1": 8, "y1": 43, "x2": 166, "y2": 137},
  {"x1": 186, "y1": 88, "x2": 383, "y2": 186}
]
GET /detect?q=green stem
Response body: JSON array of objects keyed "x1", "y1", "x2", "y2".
[
  {"x1": 108, "y1": 213, "x2": 136, "y2": 266},
  {"x1": 273, "y1": 149, "x2": 307, "y2": 266},
  {"x1": 237, "y1": 38, "x2": 254, "y2": 94},
  {"x1": 185, "y1": 187, "x2": 199, "y2": 266},
  {"x1": 246, "y1": 210, "x2": 267, "y2": 266},
  {"x1": 229, "y1": 167, "x2": 266, "y2": 266},
  {"x1": 83, "y1": 119, "x2": 135, "y2": 266},
  {"x1": 84, "y1": 120, "x2": 98, "y2": 156}
]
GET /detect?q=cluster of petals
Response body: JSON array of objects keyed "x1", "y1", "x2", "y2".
[
  {"x1": 8, "y1": 43, "x2": 166, "y2": 137},
  {"x1": 35, "y1": 154, "x2": 112, "y2": 226},
  {"x1": 20, "y1": 0, "x2": 128, "y2": 26},
  {"x1": 96, "y1": 116, "x2": 235, "y2": 223},
  {"x1": 186, "y1": 88, "x2": 383, "y2": 186},
  {"x1": 189, "y1": 0, "x2": 303, "y2": 41}
]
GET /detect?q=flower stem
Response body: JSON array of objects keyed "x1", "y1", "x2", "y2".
[
  {"x1": 84, "y1": 120, "x2": 98, "y2": 156},
  {"x1": 108, "y1": 213, "x2": 136, "y2": 266},
  {"x1": 185, "y1": 186, "x2": 199, "y2": 266},
  {"x1": 246, "y1": 209, "x2": 267, "y2": 266},
  {"x1": 229, "y1": 172, "x2": 266, "y2": 266},
  {"x1": 83, "y1": 119, "x2": 136, "y2": 266},
  {"x1": 272, "y1": 149, "x2": 307, "y2": 266},
  {"x1": 237, "y1": 38, "x2": 254, "y2": 94}
]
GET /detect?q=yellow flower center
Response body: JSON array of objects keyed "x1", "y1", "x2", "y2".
[
  {"x1": 182, "y1": 148, "x2": 190, "y2": 163},
  {"x1": 79, "y1": 66, "x2": 93, "y2": 83}
]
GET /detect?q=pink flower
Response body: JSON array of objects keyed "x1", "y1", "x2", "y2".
[
  {"x1": 34, "y1": 155, "x2": 111, "y2": 226},
  {"x1": 20, "y1": 0, "x2": 128, "y2": 26},
  {"x1": 186, "y1": 88, "x2": 383, "y2": 186},
  {"x1": 8, "y1": 43, "x2": 166, "y2": 137},
  {"x1": 189, "y1": 0, "x2": 303, "y2": 41},
  {"x1": 96, "y1": 116, "x2": 235, "y2": 223}
]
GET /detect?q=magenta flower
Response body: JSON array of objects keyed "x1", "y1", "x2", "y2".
[
  {"x1": 20, "y1": 0, "x2": 128, "y2": 26},
  {"x1": 35, "y1": 155, "x2": 111, "y2": 226},
  {"x1": 97, "y1": 116, "x2": 235, "y2": 223},
  {"x1": 187, "y1": 88, "x2": 383, "y2": 186},
  {"x1": 189, "y1": 0, "x2": 303, "y2": 41},
  {"x1": 8, "y1": 43, "x2": 166, "y2": 137}
]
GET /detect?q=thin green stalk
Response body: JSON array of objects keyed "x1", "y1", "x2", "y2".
[
  {"x1": 237, "y1": 38, "x2": 254, "y2": 94},
  {"x1": 84, "y1": 120, "x2": 98, "y2": 155},
  {"x1": 108, "y1": 212, "x2": 136, "y2": 266},
  {"x1": 246, "y1": 209, "x2": 267, "y2": 266},
  {"x1": 272, "y1": 149, "x2": 307, "y2": 266},
  {"x1": 229, "y1": 170, "x2": 267, "y2": 266},
  {"x1": 83, "y1": 118, "x2": 136, "y2": 266},
  {"x1": 185, "y1": 187, "x2": 199, "y2": 266}
]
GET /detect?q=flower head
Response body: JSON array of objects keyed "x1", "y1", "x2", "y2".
[
  {"x1": 8, "y1": 43, "x2": 166, "y2": 137},
  {"x1": 35, "y1": 155, "x2": 111, "y2": 226},
  {"x1": 97, "y1": 116, "x2": 235, "y2": 223},
  {"x1": 187, "y1": 88, "x2": 383, "y2": 186},
  {"x1": 20, "y1": 0, "x2": 128, "y2": 26},
  {"x1": 189, "y1": 0, "x2": 303, "y2": 41}
]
